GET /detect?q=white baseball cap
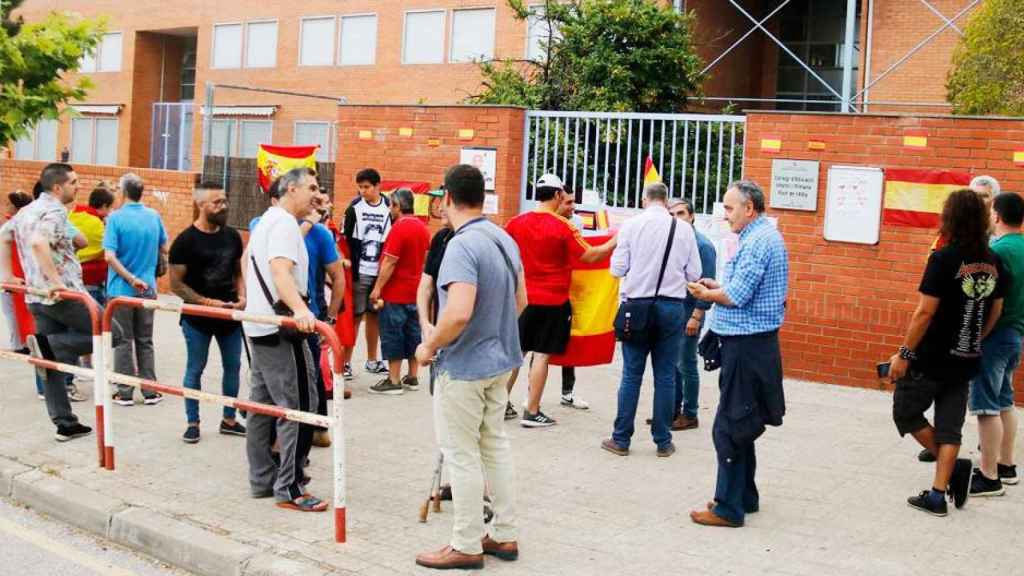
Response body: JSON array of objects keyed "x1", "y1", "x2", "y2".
[{"x1": 535, "y1": 174, "x2": 564, "y2": 190}]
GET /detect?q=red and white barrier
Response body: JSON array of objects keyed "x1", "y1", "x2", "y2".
[{"x1": 0, "y1": 285, "x2": 347, "y2": 543}]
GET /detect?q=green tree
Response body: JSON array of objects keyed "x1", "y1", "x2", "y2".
[
  {"x1": 946, "y1": 0, "x2": 1024, "y2": 116},
  {"x1": 1, "y1": 6, "x2": 104, "y2": 147},
  {"x1": 468, "y1": 0, "x2": 704, "y2": 112}
]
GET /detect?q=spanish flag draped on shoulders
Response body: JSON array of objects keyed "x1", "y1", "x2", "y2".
[{"x1": 505, "y1": 203, "x2": 619, "y2": 367}]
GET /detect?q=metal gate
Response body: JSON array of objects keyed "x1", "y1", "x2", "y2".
[
  {"x1": 150, "y1": 102, "x2": 194, "y2": 171},
  {"x1": 520, "y1": 111, "x2": 746, "y2": 213}
]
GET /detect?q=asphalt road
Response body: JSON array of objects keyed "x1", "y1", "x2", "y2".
[{"x1": 0, "y1": 497, "x2": 194, "y2": 576}]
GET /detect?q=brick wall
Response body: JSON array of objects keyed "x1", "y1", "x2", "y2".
[
  {"x1": 0, "y1": 159, "x2": 199, "y2": 291},
  {"x1": 334, "y1": 105, "x2": 526, "y2": 227},
  {"x1": 745, "y1": 111, "x2": 1024, "y2": 401}
]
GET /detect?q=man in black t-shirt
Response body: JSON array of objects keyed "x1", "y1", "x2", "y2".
[
  {"x1": 888, "y1": 189, "x2": 1007, "y2": 517},
  {"x1": 169, "y1": 182, "x2": 247, "y2": 445}
]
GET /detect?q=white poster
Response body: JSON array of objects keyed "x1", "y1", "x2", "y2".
[
  {"x1": 483, "y1": 193, "x2": 499, "y2": 215},
  {"x1": 460, "y1": 146, "x2": 497, "y2": 191}
]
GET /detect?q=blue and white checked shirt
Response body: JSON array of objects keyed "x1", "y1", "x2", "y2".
[{"x1": 710, "y1": 216, "x2": 789, "y2": 336}]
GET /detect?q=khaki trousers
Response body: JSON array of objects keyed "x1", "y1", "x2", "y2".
[{"x1": 433, "y1": 369, "x2": 518, "y2": 554}]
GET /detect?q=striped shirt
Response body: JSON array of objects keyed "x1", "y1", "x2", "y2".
[{"x1": 710, "y1": 216, "x2": 789, "y2": 336}]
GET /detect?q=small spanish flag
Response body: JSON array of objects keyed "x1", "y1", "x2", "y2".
[
  {"x1": 761, "y1": 138, "x2": 782, "y2": 153},
  {"x1": 1014, "y1": 150, "x2": 1024, "y2": 166},
  {"x1": 883, "y1": 169, "x2": 971, "y2": 228},
  {"x1": 550, "y1": 234, "x2": 620, "y2": 367},
  {"x1": 256, "y1": 144, "x2": 319, "y2": 192},
  {"x1": 643, "y1": 155, "x2": 661, "y2": 184},
  {"x1": 903, "y1": 133, "x2": 928, "y2": 150}
]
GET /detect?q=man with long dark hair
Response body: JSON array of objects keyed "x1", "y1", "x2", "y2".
[{"x1": 888, "y1": 189, "x2": 1007, "y2": 517}]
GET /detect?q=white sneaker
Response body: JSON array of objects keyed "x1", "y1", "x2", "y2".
[
  {"x1": 364, "y1": 360, "x2": 388, "y2": 374},
  {"x1": 66, "y1": 383, "x2": 87, "y2": 403},
  {"x1": 561, "y1": 394, "x2": 590, "y2": 410}
]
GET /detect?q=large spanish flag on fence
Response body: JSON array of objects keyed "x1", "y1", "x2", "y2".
[
  {"x1": 883, "y1": 169, "x2": 972, "y2": 228},
  {"x1": 550, "y1": 234, "x2": 620, "y2": 367},
  {"x1": 256, "y1": 144, "x2": 319, "y2": 192}
]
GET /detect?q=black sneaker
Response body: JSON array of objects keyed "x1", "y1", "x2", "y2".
[
  {"x1": 521, "y1": 410, "x2": 556, "y2": 428},
  {"x1": 342, "y1": 363, "x2": 354, "y2": 381},
  {"x1": 143, "y1": 393, "x2": 163, "y2": 406},
  {"x1": 949, "y1": 458, "x2": 972, "y2": 509},
  {"x1": 969, "y1": 469, "x2": 1005, "y2": 497},
  {"x1": 918, "y1": 448, "x2": 936, "y2": 463},
  {"x1": 368, "y1": 378, "x2": 404, "y2": 395},
  {"x1": 402, "y1": 376, "x2": 420, "y2": 391},
  {"x1": 504, "y1": 402, "x2": 518, "y2": 421},
  {"x1": 183, "y1": 425, "x2": 200, "y2": 444},
  {"x1": 219, "y1": 420, "x2": 247, "y2": 437},
  {"x1": 907, "y1": 490, "x2": 948, "y2": 517},
  {"x1": 55, "y1": 423, "x2": 92, "y2": 442},
  {"x1": 998, "y1": 463, "x2": 1018, "y2": 485}
]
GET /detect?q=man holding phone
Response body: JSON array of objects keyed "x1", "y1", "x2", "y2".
[{"x1": 169, "y1": 181, "x2": 247, "y2": 444}]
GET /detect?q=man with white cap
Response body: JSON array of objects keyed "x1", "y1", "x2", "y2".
[{"x1": 505, "y1": 174, "x2": 616, "y2": 427}]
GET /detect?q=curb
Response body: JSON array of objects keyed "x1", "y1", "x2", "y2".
[{"x1": 0, "y1": 455, "x2": 331, "y2": 576}]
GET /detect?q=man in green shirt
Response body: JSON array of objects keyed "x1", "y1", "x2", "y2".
[{"x1": 969, "y1": 192, "x2": 1024, "y2": 496}]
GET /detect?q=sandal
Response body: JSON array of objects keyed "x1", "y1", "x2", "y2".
[{"x1": 276, "y1": 495, "x2": 328, "y2": 512}]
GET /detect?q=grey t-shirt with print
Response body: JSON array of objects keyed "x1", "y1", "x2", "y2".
[{"x1": 436, "y1": 218, "x2": 523, "y2": 381}]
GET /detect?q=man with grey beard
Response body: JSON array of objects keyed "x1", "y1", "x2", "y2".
[{"x1": 169, "y1": 181, "x2": 247, "y2": 444}]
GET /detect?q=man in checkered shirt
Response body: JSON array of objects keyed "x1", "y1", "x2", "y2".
[{"x1": 687, "y1": 179, "x2": 789, "y2": 528}]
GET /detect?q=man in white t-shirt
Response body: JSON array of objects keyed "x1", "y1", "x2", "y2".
[
  {"x1": 244, "y1": 167, "x2": 327, "y2": 512},
  {"x1": 343, "y1": 168, "x2": 392, "y2": 376}
]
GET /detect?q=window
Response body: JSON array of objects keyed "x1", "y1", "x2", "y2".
[
  {"x1": 13, "y1": 120, "x2": 58, "y2": 161},
  {"x1": 300, "y1": 17, "x2": 336, "y2": 66},
  {"x1": 294, "y1": 121, "x2": 333, "y2": 161},
  {"x1": 180, "y1": 40, "x2": 197, "y2": 101},
  {"x1": 78, "y1": 32, "x2": 122, "y2": 73},
  {"x1": 451, "y1": 8, "x2": 495, "y2": 63},
  {"x1": 70, "y1": 117, "x2": 118, "y2": 166},
  {"x1": 213, "y1": 23, "x2": 243, "y2": 69},
  {"x1": 403, "y1": 11, "x2": 445, "y2": 64},
  {"x1": 527, "y1": 5, "x2": 559, "y2": 61},
  {"x1": 339, "y1": 15, "x2": 377, "y2": 66},
  {"x1": 246, "y1": 21, "x2": 278, "y2": 68},
  {"x1": 208, "y1": 119, "x2": 273, "y2": 158},
  {"x1": 239, "y1": 120, "x2": 273, "y2": 158}
]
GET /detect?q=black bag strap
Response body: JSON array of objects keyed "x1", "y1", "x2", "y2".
[
  {"x1": 652, "y1": 218, "x2": 677, "y2": 300},
  {"x1": 453, "y1": 218, "x2": 519, "y2": 286},
  {"x1": 250, "y1": 254, "x2": 277, "y2": 306}
]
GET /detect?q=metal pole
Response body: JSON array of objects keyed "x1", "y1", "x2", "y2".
[
  {"x1": 204, "y1": 82, "x2": 215, "y2": 171},
  {"x1": 864, "y1": 0, "x2": 875, "y2": 112},
  {"x1": 519, "y1": 113, "x2": 531, "y2": 208},
  {"x1": 840, "y1": 0, "x2": 857, "y2": 113}
]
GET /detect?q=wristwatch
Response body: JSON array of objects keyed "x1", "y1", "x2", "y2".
[{"x1": 898, "y1": 345, "x2": 917, "y2": 361}]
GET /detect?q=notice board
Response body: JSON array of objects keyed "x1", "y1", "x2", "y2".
[{"x1": 823, "y1": 165, "x2": 884, "y2": 245}]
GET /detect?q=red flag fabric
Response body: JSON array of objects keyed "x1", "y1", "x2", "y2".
[
  {"x1": 550, "y1": 234, "x2": 620, "y2": 367},
  {"x1": 333, "y1": 235, "x2": 356, "y2": 348}
]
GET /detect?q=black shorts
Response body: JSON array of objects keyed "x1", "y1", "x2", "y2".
[
  {"x1": 892, "y1": 370, "x2": 969, "y2": 445},
  {"x1": 519, "y1": 301, "x2": 572, "y2": 355}
]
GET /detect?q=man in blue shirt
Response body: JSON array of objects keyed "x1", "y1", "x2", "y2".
[
  {"x1": 688, "y1": 180, "x2": 788, "y2": 528},
  {"x1": 104, "y1": 173, "x2": 168, "y2": 406},
  {"x1": 671, "y1": 199, "x2": 716, "y2": 430}
]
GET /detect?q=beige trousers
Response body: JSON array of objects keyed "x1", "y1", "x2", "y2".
[{"x1": 433, "y1": 369, "x2": 518, "y2": 554}]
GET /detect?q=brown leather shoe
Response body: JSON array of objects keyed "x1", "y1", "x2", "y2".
[
  {"x1": 690, "y1": 509, "x2": 740, "y2": 528},
  {"x1": 312, "y1": 430, "x2": 331, "y2": 448},
  {"x1": 415, "y1": 545, "x2": 484, "y2": 570},
  {"x1": 657, "y1": 442, "x2": 676, "y2": 458},
  {"x1": 672, "y1": 415, "x2": 699, "y2": 431},
  {"x1": 343, "y1": 386, "x2": 352, "y2": 400},
  {"x1": 601, "y1": 438, "x2": 628, "y2": 456},
  {"x1": 481, "y1": 536, "x2": 519, "y2": 561}
]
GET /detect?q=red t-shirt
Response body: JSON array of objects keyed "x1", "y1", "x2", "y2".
[
  {"x1": 505, "y1": 209, "x2": 588, "y2": 306},
  {"x1": 381, "y1": 216, "x2": 431, "y2": 304}
]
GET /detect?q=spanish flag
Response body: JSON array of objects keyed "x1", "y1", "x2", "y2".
[
  {"x1": 256, "y1": 144, "x2": 319, "y2": 192},
  {"x1": 550, "y1": 234, "x2": 620, "y2": 367},
  {"x1": 883, "y1": 169, "x2": 972, "y2": 228},
  {"x1": 643, "y1": 155, "x2": 661, "y2": 184}
]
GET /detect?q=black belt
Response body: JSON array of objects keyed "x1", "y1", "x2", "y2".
[
  {"x1": 625, "y1": 296, "x2": 685, "y2": 303},
  {"x1": 719, "y1": 329, "x2": 779, "y2": 341}
]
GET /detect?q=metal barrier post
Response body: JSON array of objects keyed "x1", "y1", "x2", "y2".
[{"x1": 102, "y1": 296, "x2": 347, "y2": 542}]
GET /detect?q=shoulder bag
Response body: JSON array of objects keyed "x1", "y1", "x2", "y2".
[{"x1": 613, "y1": 218, "x2": 676, "y2": 343}]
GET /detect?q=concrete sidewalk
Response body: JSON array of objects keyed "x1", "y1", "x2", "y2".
[{"x1": 0, "y1": 299, "x2": 1021, "y2": 575}]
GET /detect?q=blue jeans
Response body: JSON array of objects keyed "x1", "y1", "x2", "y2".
[
  {"x1": 612, "y1": 299, "x2": 684, "y2": 449},
  {"x1": 714, "y1": 441, "x2": 759, "y2": 525},
  {"x1": 182, "y1": 319, "x2": 242, "y2": 424},
  {"x1": 379, "y1": 303, "x2": 422, "y2": 360},
  {"x1": 675, "y1": 310, "x2": 702, "y2": 418},
  {"x1": 969, "y1": 326, "x2": 1022, "y2": 415}
]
